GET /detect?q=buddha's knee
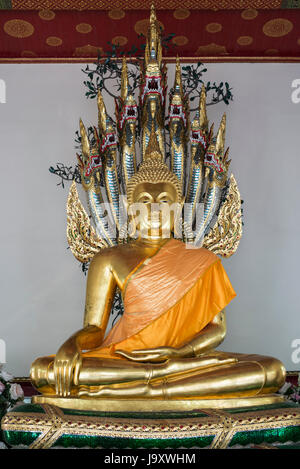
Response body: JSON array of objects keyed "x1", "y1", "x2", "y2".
[
  {"x1": 261, "y1": 357, "x2": 286, "y2": 392},
  {"x1": 30, "y1": 356, "x2": 53, "y2": 389}
]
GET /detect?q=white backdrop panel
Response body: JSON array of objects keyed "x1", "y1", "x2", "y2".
[{"x1": 0, "y1": 62, "x2": 299, "y2": 376}]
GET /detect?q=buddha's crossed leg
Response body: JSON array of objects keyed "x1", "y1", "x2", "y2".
[{"x1": 31, "y1": 351, "x2": 285, "y2": 399}]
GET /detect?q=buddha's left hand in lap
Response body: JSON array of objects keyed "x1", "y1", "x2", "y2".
[
  {"x1": 115, "y1": 346, "x2": 184, "y2": 362},
  {"x1": 115, "y1": 346, "x2": 238, "y2": 369},
  {"x1": 115, "y1": 310, "x2": 228, "y2": 363}
]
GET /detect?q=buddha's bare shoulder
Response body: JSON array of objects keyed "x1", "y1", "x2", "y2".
[{"x1": 89, "y1": 240, "x2": 143, "y2": 268}]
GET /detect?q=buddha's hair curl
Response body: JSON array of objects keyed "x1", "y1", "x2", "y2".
[{"x1": 126, "y1": 156, "x2": 182, "y2": 206}]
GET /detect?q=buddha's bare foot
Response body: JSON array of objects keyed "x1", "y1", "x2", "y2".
[
  {"x1": 78, "y1": 385, "x2": 106, "y2": 397},
  {"x1": 78, "y1": 382, "x2": 153, "y2": 398}
]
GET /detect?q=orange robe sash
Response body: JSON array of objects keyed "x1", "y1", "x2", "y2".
[{"x1": 84, "y1": 239, "x2": 236, "y2": 359}]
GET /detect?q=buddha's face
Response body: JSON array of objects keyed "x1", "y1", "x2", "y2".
[{"x1": 129, "y1": 182, "x2": 180, "y2": 239}]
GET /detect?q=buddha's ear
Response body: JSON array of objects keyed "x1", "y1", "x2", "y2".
[{"x1": 180, "y1": 196, "x2": 185, "y2": 208}]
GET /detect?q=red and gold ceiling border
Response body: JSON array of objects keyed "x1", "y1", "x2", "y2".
[
  {"x1": 1, "y1": 8, "x2": 300, "y2": 62},
  {"x1": 2, "y1": 1, "x2": 289, "y2": 10}
]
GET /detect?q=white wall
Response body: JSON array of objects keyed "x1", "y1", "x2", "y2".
[{"x1": 0, "y1": 62, "x2": 299, "y2": 376}]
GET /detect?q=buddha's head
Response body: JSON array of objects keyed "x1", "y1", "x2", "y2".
[{"x1": 126, "y1": 155, "x2": 183, "y2": 240}]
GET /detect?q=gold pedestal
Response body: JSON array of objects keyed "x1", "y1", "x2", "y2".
[{"x1": 33, "y1": 394, "x2": 285, "y2": 412}]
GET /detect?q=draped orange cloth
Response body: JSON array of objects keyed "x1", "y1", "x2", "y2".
[{"x1": 84, "y1": 239, "x2": 236, "y2": 359}]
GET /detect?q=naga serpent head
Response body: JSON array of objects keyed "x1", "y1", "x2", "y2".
[
  {"x1": 77, "y1": 120, "x2": 102, "y2": 189},
  {"x1": 118, "y1": 94, "x2": 138, "y2": 132},
  {"x1": 169, "y1": 86, "x2": 187, "y2": 128},
  {"x1": 204, "y1": 114, "x2": 230, "y2": 186},
  {"x1": 141, "y1": 59, "x2": 164, "y2": 107},
  {"x1": 190, "y1": 116, "x2": 208, "y2": 153},
  {"x1": 117, "y1": 57, "x2": 138, "y2": 132}
]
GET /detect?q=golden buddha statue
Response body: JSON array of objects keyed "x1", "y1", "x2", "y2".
[{"x1": 31, "y1": 7, "x2": 286, "y2": 411}]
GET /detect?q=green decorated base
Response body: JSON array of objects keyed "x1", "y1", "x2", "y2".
[{"x1": 1, "y1": 401, "x2": 300, "y2": 449}]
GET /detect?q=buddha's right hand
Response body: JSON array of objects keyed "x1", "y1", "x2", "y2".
[{"x1": 54, "y1": 339, "x2": 82, "y2": 397}]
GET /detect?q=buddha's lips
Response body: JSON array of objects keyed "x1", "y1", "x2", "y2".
[{"x1": 142, "y1": 212, "x2": 172, "y2": 230}]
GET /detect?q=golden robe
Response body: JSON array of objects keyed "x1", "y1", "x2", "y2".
[{"x1": 84, "y1": 239, "x2": 236, "y2": 359}]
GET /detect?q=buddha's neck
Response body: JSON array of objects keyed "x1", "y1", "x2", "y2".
[{"x1": 133, "y1": 234, "x2": 172, "y2": 248}]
